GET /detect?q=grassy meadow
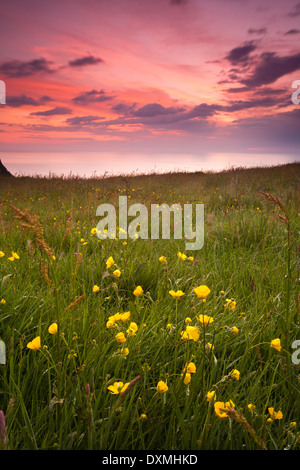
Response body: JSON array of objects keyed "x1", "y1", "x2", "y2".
[{"x1": 0, "y1": 162, "x2": 299, "y2": 451}]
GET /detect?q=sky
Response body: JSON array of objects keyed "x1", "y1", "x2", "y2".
[{"x1": 0, "y1": 0, "x2": 299, "y2": 177}]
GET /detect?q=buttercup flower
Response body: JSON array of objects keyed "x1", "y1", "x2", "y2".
[
  {"x1": 113, "y1": 269, "x2": 121, "y2": 277},
  {"x1": 27, "y1": 336, "x2": 41, "y2": 351},
  {"x1": 169, "y1": 290, "x2": 185, "y2": 298},
  {"x1": 0, "y1": 251, "x2": 5, "y2": 258},
  {"x1": 120, "y1": 311, "x2": 131, "y2": 322},
  {"x1": 177, "y1": 252, "x2": 187, "y2": 260},
  {"x1": 248, "y1": 403, "x2": 256, "y2": 413},
  {"x1": 48, "y1": 323, "x2": 58, "y2": 334},
  {"x1": 120, "y1": 347, "x2": 129, "y2": 356},
  {"x1": 231, "y1": 326, "x2": 239, "y2": 335},
  {"x1": 159, "y1": 256, "x2": 167, "y2": 264},
  {"x1": 194, "y1": 285, "x2": 211, "y2": 299},
  {"x1": 106, "y1": 256, "x2": 115, "y2": 269},
  {"x1": 157, "y1": 380, "x2": 168, "y2": 394},
  {"x1": 92, "y1": 285, "x2": 100, "y2": 293},
  {"x1": 214, "y1": 400, "x2": 235, "y2": 419},
  {"x1": 115, "y1": 332, "x2": 126, "y2": 343},
  {"x1": 230, "y1": 369, "x2": 240, "y2": 381},
  {"x1": 182, "y1": 372, "x2": 191, "y2": 385},
  {"x1": 268, "y1": 407, "x2": 283, "y2": 420},
  {"x1": 126, "y1": 322, "x2": 138, "y2": 336},
  {"x1": 181, "y1": 325, "x2": 200, "y2": 342},
  {"x1": 197, "y1": 314, "x2": 214, "y2": 326},
  {"x1": 184, "y1": 362, "x2": 196, "y2": 374},
  {"x1": 224, "y1": 298, "x2": 236, "y2": 310},
  {"x1": 133, "y1": 286, "x2": 143, "y2": 297},
  {"x1": 206, "y1": 390, "x2": 216, "y2": 402},
  {"x1": 0, "y1": 299, "x2": 5, "y2": 305},
  {"x1": 270, "y1": 338, "x2": 281, "y2": 352},
  {"x1": 107, "y1": 381, "x2": 129, "y2": 395}
]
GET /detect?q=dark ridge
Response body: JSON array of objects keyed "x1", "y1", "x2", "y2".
[{"x1": 0, "y1": 159, "x2": 14, "y2": 177}]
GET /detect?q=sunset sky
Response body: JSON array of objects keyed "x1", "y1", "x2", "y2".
[{"x1": 0, "y1": 0, "x2": 299, "y2": 176}]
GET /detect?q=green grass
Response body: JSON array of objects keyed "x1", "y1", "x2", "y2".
[{"x1": 0, "y1": 162, "x2": 299, "y2": 450}]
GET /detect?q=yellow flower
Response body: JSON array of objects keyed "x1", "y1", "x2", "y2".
[
  {"x1": 110, "y1": 312, "x2": 121, "y2": 322},
  {"x1": 115, "y1": 332, "x2": 126, "y2": 343},
  {"x1": 214, "y1": 400, "x2": 235, "y2": 418},
  {"x1": 107, "y1": 381, "x2": 129, "y2": 395},
  {"x1": 185, "y1": 317, "x2": 192, "y2": 325},
  {"x1": 231, "y1": 326, "x2": 239, "y2": 335},
  {"x1": 169, "y1": 290, "x2": 185, "y2": 298},
  {"x1": 230, "y1": 369, "x2": 240, "y2": 381},
  {"x1": 106, "y1": 256, "x2": 115, "y2": 269},
  {"x1": 140, "y1": 413, "x2": 147, "y2": 420},
  {"x1": 126, "y1": 322, "x2": 138, "y2": 336},
  {"x1": 159, "y1": 255, "x2": 167, "y2": 264},
  {"x1": 68, "y1": 350, "x2": 77, "y2": 358},
  {"x1": 106, "y1": 320, "x2": 116, "y2": 329},
  {"x1": 113, "y1": 269, "x2": 121, "y2": 277},
  {"x1": 133, "y1": 286, "x2": 144, "y2": 297},
  {"x1": 270, "y1": 338, "x2": 281, "y2": 352},
  {"x1": 48, "y1": 323, "x2": 58, "y2": 334},
  {"x1": 0, "y1": 299, "x2": 6, "y2": 305},
  {"x1": 224, "y1": 298, "x2": 236, "y2": 310},
  {"x1": 0, "y1": 251, "x2": 5, "y2": 258},
  {"x1": 120, "y1": 347, "x2": 129, "y2": 356},
  {"x1": 27, "y1": 336, "x2": 41, "y2": 351},
  {"x1": 12, "y1": 252, "x2": 20, "y2": 260},
  {"x1": 184, "y1": 362, "x2": 196, "y2": 374},
  {"x1": 90, "y1": 227, "x2": 97, "y2": 235},
  {"x1": 177, "y1": 252, "x2": 187, "y2": 260},
  {"x1": 268, "y1": 407, "x2": 283, "y2": 420},
  {"x1": 206, "y1": 390, "x2": 216, "y2": 402},
  {"x1": 197, "y1": 314, "x2": 214, "y2": 326},
  {"x1": 120, "y1": 311, "x2": 130, "y2": 322},
  {"x1": 182, "y1": 372, "x2": 191, "y2": 385},
  {"x1": 188, "y1": 256, "x2": 194, "y2": 262},
  {"x1": 181, "y1": 325, "x2": 200, "y2": 342},
  {"x1": 92, "y1": 285, "x2": 100, "y2": 293},
  {"x1": 157, "y1": 380, "x2": 168, "y2": 394},
  {"x1": 206, "y1": 342, "x2": 214, "y2": 351},
  {"x1": 214, "y1": 401, "x2": 229, "y2": 419},
  {"x1": 194, "y1": 285, "x2": 211, "y2": 299},
  {"x1": 248, "y1": 403, "x2": 256, "y2": 413}
]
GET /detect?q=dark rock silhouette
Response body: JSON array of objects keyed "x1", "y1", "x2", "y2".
[{"x1": 0, "y1": 159, "x2": 14, "y2": 177}]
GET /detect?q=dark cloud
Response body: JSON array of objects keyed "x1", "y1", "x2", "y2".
[
  {"x1": 68, "y1": 56, "x2": 103, "y2": 67},
  {"x1": 241, "y1": 51, "x2": 300, "y2": 89},
  {"x1": 72, "y1": 89, "x2": 114, "y2": 104},
  {"x1": 65, "y1": 115, "x2": 105, "y2": 125},
  {"x1": 30, "y1": 107, "x2": 72, "y2": 116},
  {"x1": 287, "y1": 2, "x2": 300, "y2": 17},
  {"x1": 170, "y1": 0, "x2": 188, "y2": 5},
  {"x1": 0, "y1": 58, "x2": 55, "y2": 78},
  {"x1": 225, "y1": 41, "x2": 257, "y2": 65},
  {"x1": 7, "y1": 94, "x2": 53, "y2": 107},
  {"x1": 284, "y1": 29, "x2": 300, "y2": 35},
  {"x1": 248, "y1": 28, "x2": 267, "y2": 35},
  {"x1": 111, "y1": 103, "x2": 137, "y2": 115},
  {"x1": 133, "y1": 103, "x2": 185, "y2": 118}
]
